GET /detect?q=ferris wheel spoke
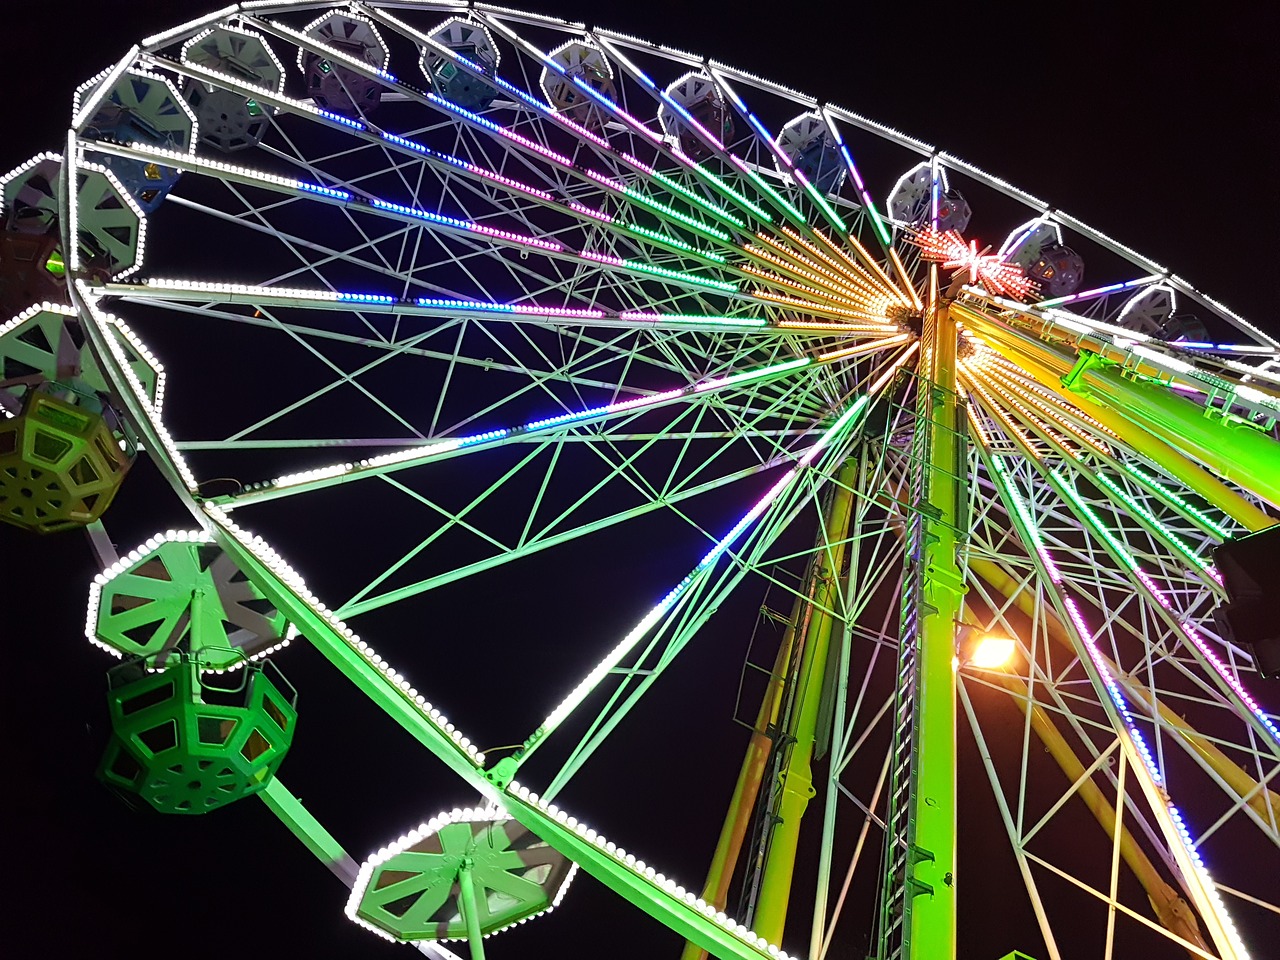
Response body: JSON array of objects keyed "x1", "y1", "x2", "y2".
[
  {"x1": 981, "y1": 483, "x2": 1280, "y2": 850},
  {"x1": 1045, "y1": 459, "x2": 1274, "y2": 751},
  {"x1": 112, "y1": 144, "x2": 900, "y2": 319},
  {"x1": 962, "y1": 363, "x2": 1226, "y2": 600},
  {"x1": 706, "y1": 68, "x2": 849, "y2": 236},
  {"x1": 336, "y1": 454, "x2": 792, "y2": 621},
  {"x1": 251, "y1": 12, "x2": 769, "y2": 270},
  {"x1": 193, "y1": 333, "x2": 899, "y2": 510},
  {"x1": 546, "y1": 459, "x2": 863, "y2": 798},
  {"x1": 518, "y1": 393, "x2": 875, "y2": 776},
  {"x1": 963, "y1": 523, "x2": 1279, "y2": 848},
  {"x1": 959, "y1": 304, "x2": 1277, "y2": 532},
  {"x1": 970, "y1": 438, "x2": 1257, "y2": 958},
  {"x1": 484, "y1": 17, "x2": 778, "y2": 230}
]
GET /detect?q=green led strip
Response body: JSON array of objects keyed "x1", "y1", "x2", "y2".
[
  {"x1": 989, "y1": 454, "x2": 1051, "y2": 555},
  {"x1": 799, "y1": 178, "x2": 849, "y2": 234},
  {"x1": 649, "y1": 168, "x2": 746, "y2": 228},
  {"x1": 711, "y1": 356, "x2": 811, "y2": 387},
  {"x1": 665, "y1": 315, "x2": 767, "y2": 327},
  {"x1": 621, "y1": 223, "x2": 726, "y2": 263},
  {"x1": 626, "y1": 222, "x2": 694, "y2": 251},
  {"x1": 741, "y1": 166, "x2": 805, "y2": 223},
  {"x1": 621, "y1": 258, "x2": 738, "y2": 293},
  {"x1": 1053, "y1": 470, "x2": 1142, "y2": 572},
  {"x1": 1092, "y1": 470, "x2": 1214, "y2": 574},
  {"x1": 1122, "y1": 463, "x2": 1231, "y2": 539},
  {"x1": 689, "y1": 164, "x2": 774, "y2": 223},
  {"x1": 619, "y1": 185, "x2": 732, "y2": 242}
]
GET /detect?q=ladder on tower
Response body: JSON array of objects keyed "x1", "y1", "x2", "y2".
[{"x1": 875, "y1": 370, "x2": 937, "y2": 960}]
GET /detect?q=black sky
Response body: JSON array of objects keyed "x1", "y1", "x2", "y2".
[{"x1": 3, "y1": 3, "x2": 1277, "y2": 960}]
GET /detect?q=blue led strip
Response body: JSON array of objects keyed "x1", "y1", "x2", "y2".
[
  {"x1": 371, "y1": 198, "x2": 470, "y2": 229},
  {"x1": 336, "y1": 292, "x2": 397, "y2": 304},
  {"x1": 318, "y1": 109, "x2": 365, "y2": 130},
  {"x1": 298, "y1": 182, "x2": 352, "y2": 200}
]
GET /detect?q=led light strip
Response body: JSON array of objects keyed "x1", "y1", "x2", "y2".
[
  {"x1": 715, "y1": 73, "x2": 849, "y2": 234},
  {"x1": 580, "y1": 250, "x2": 737, "y2": 292},
  {"x1": 135, "y1": 281, "x2": 873, "y2": 335},
  {"x1": 973, "y1": 366, "x2": 1096, "y2": 459},
  {"x1": 826, "y1": 230, "x2": 904, "y2": 301},
  {"x1": 641, "y1": 162, "x2": 746, "y2": 227},
  {"x1": 428, "y1": 92, "x2": 574, "y2": 167},
  {"x1": 203, "y1": 503, "x2": 485, "y2": 766},
  {"x1": 777, "y1": 319, "x2": 897, "y2": 333},
  {"x1": 77, "y1": 286, "x2": 196, "y2": 489},
  {"x1": 778, "y1": 225, "x2": 893, "y2": 302},
  {"x1": 1035, "y1": 275, "x2": 1160, "y2": 308},
  {"x1": 987, "y1": 451, "x2": 1253, "y2": 959},
  {"x1": 501, "y1": 781, "x2": 796, "y2": 960},
  {"x1": 1054, "y1": 473, "x2": 1276, "y2": 745},
  {"x1": 369, "y1": 198, "x2": 562, "y2": 252},
  {"x1": 753, "y1": 231, "x2": 882, "y2": 304},
  {"x1": 960, "y1": 369, "x2": 1042, "y2": 459},
  {"x1": 422, "y1": 145, "x2": 552, "y2": 201},
  {"x1": 530, "y1": 392, "x2": 871, "y2": 741},
  {"x1": 271, "y1": 14, "x2": 395, "y2": 81},
  {"x1": 1121, "y1": 463, "x2": 1233, "y2": 539},
  {"x1": 584, "y1": 168, "x2": 733, "y2": 243},
  {"x1": 140, "y1": 49, "x2": 368, "y2": 131},
  {"x1": 981, "y1": 351, "x2": 1122, "y2": 443},
  {"x1": 726, "y1": 155, "x2": 806, "y2": 224},
  {"x1": 740, "y1": 263, "x2": 865, "y2": 310},
  {"x1": 753, "y1": 290, "x2": 891, "y2": 324},
  {"x1": 79, "y1": 139, "x2": 347, "y2": 199},
  {"x1": 618, "y1": 311, "x2": 765, "y2": 327},
  {"x1": 743, "y1": 244, "x2": 875, "y2": 308},
  {"x1": 487, "y1": 71, "x2": 613, "y2": 151},
  {"x1": 227, "y1": 352, "x2": 857, "y2": 505},
  {"x1": 1090, "y1": 471, "x2": 1218, "y2": 580}
]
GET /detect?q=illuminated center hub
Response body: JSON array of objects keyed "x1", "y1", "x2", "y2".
[{"x1": 911, "y1": 226, "x2": 1037, "y2": 300}]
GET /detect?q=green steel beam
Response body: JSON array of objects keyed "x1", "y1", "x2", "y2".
[
  {"x1": 1061, "y1": 351, "x2": 1280, "y2": 509},
  {"x1": 907, "y1": 303, "x2": 964, "y2": 959},
  {"x1": 458, "y1": 861, "x2": 488, "y2": 960},
  {"x1": 259, "y1": 778, "x2": 359, "y2": 884},
  {"x1": 680, "y1": 588, "x2": 802, "y2": 960},
  {"x1": 752, "y1": 460, "x2": 859, "y2": 943},
  {"x1": 499, "y1": 787, "x2": 782, "y2": 960},
  {"x1": 952, "y1": 306, "x2": 1273, "y2": 531}
]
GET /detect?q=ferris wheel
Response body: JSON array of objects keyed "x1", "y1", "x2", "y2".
[{"x1": 2, "y1": 4, "x2": 1278, "y2": 960}]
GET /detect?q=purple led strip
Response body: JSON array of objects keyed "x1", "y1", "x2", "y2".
[
  {"x1": 620, "y1": 152, "x2": 656, "y2": 176},
  {"x1": 584, "y1": 168, "x2": 627, "y2": 192},
  {"x1": 427, "y1": 92, "x2": 575, "y2": 167},
  {"x1": 470, "y1": 223, "x2": 563, "y2": 252},
  {"x1": 580, "y1": 250, "x2": 625, "y2": 267},
  {"x1": 1134, "y1": 567, "x2": 1279, "y2": 744},
  {"x1": 445, "y1": 156, "x2": 554, "y2": 201},
  {"x1": 999, "y1": 456, "x2": 1255, "y2": 908},
  {"x1": 568, "y1": 200, "x2": 614, "y2": 223}
]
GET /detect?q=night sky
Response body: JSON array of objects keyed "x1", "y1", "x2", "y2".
[{"x1": 3, "y1": 3, "x2": 1277, "y2": 959}]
